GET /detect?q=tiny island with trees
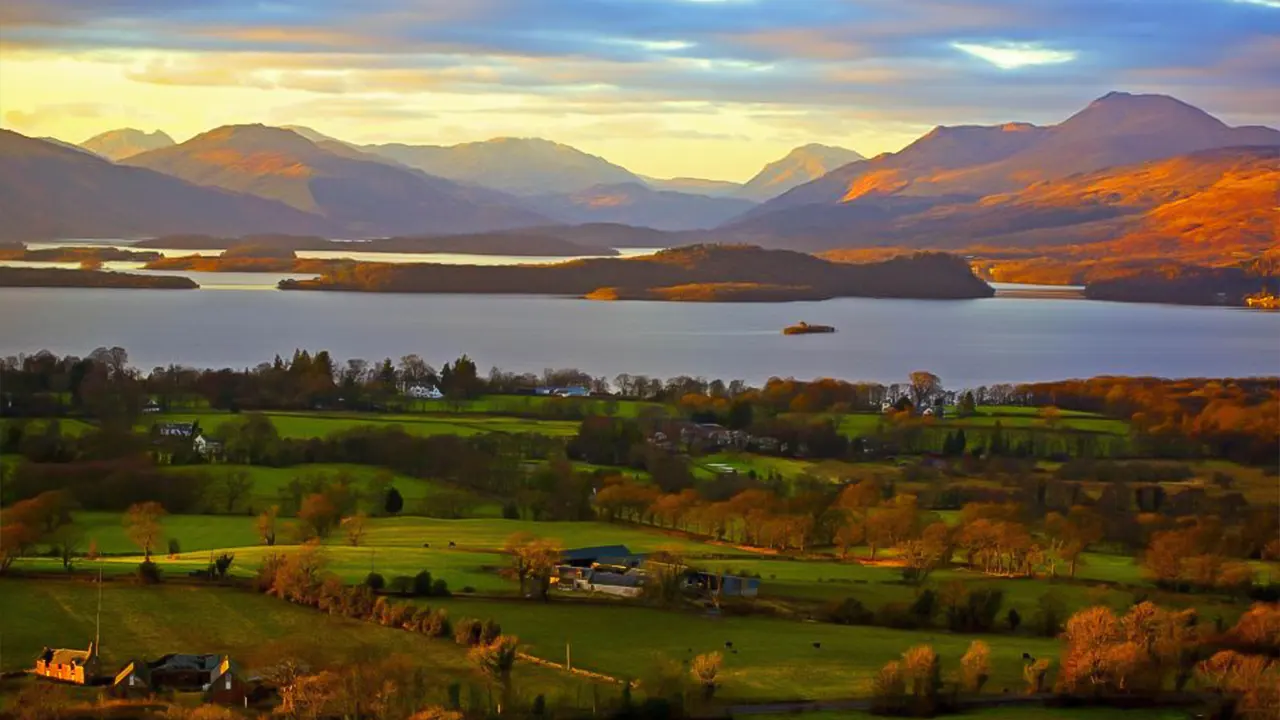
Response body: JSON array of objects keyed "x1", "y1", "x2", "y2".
[{"x1": 0, "y1": 348, "x2": 1276, "y2": 720}]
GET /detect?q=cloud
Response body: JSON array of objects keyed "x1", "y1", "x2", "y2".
[
  {"x1": 952, "y1": 41, "x2": 1078, "y2": 69},
  {"x1": 2, "y1": 0, "x2": 1278, "y2": 178}
]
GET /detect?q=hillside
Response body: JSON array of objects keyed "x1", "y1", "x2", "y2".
[
  {"x1": 736, "y1": 144, "x2": 866, "y2": 201},
  {"x1": 123, "y1": 125, "x2": 549, "y2": 236},
  {"x1": 80, "y1": 128, "x2": 176, "y2": 161},
  {"x1": 364, "y1": 137, "x2": 640, "y2": 195},
  {"x1": 532, "y1": 182, "x2": 756, "y2": 231},
  {"x1": 641, "y1": 176, "x2": 742, "y2": 197},
  {"x1": 740, "y1": 92, "x2": 1280, "y2": 247},
  {"x1": 281, "y1": 244, "x2": 993, "y2": 300},
  {"x1": 0, "y1": 130, "x2": 330, "y2": 241}
]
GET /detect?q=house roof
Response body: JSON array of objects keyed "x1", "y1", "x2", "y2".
[
  {"x1": 561, "y1": 545, "x2": 632, "y2": 562},
  {"x1": 586, "y1": 569, "x2": 643, "y2": 587},
  {"x1": 38, "y1": 647, "x2": 93, "y2": 666},
  {"x1": 149, "y1": 653, "x2": 221, "y2": 673},
  {"x1": 114, "y1": 660, "x2": 150, "y2": 686}
]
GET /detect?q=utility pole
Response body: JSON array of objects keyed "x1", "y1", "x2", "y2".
[{"x1": 95, "y1": 564, "x2": 103, "y2": 652}]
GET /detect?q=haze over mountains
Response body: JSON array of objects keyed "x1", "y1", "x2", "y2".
[
  {"x1": 80, "y1": 129, "x2": 175, "y2": 161},
  {"x1": 0, "y1": 91, "x2": 1273, "y2": 249},
  {"x1": 121, "y1": 125, "x2": 549, "y2": 236},
  {"x1": 729, "y1": 92, "x2": 1280, "y2": 250},
  {"x1": 0, "y1": 129, "x2": 327, "y2": 240},
  {"x1": 735, "y1": 144, "x2": 866, "y2": 202}
]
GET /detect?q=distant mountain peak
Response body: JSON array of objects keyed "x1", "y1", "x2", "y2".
[
  {"x1": 736, "y1": 144, "x2": 865, "y2": 201},
  {"x1": 79, "y1": 127, "x2": 176, "y2": 161}
]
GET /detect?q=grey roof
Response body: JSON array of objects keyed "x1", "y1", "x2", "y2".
[
  {"x1": 562, "y1": 545, "x2": 632, "y2": 562},
  {"x1": 149, "y1": 653, "x2": 221, "y2": 673}
]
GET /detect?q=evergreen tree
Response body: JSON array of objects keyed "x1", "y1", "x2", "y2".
[{"x1": 384, "y1": 487, "x2": 404, "y2": 515}]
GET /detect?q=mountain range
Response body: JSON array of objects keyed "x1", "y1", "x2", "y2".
[
  {"x1": 0, "y1": 129, "x2": 328, "y2": 241},
  {"x1": 728, "y1": 92, "x2": 1280, "y2": 251},
  {"x1": 2, "y1": 91, "x2": 1274, "y2": 249},
  {"x1": 81, "y1": 128, "x2": 175, "y2": 161}
]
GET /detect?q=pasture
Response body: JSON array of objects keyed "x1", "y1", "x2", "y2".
[
  {"x1": 165, "y1": 462, "x2": 497, "y2": 515},
  {"x1": 0, "y1": 580, "x2": 592, "y2": 708},
  {"x1": 431, "y1": 597, "x2": 1062, "y2": 701},
  {"x1": 146, "y1": 410, "x2": 581, "y2": 439}
]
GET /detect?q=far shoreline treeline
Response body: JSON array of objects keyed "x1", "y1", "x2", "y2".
[{"x1": 2, "y1": 346, "x2": 1275, "y2": 466}]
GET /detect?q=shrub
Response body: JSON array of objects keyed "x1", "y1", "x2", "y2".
[
  {"x1": 872, "y1": 660, "x2": 906, "y2": 715},
  {"x1": 826, "y1": 597, "x2": 874, "y2": 625},
  {"x1": 480, "y1": 619, "x2": 503, "y2": 645},
  {"x1": 136, "y1": 560, "x2": 162, "y2": 584},
  {"x1": 426, "y1": 609, "x2": 452, "y2": 638},
  {"x1": 878, "y1": 602, "x2": 922, "y2": 630},
  {"x1": 960, "y1": 641, "x2": 990, "y2": 693},
  {"x1": 432, "y1": 578, "x2": 451, "y2": 597},
  {"x1": 690, "y1": 652, "x2": 722, "y2": 700},
  {"x1": 365, "y1": 571, "x2": 386, "y2": 591},
  {"x1": 387, "y1": 575, "x2": 414, "y2": 596},
  {"x1": 454, "y1": 618, "x2": 482, "y2": 646},
  {"x1": 167, "y1": 538, "x2": 181, "y2": 556},
  {"x1": 413, "y1": 570, "x2": 434, "y2": 597}
]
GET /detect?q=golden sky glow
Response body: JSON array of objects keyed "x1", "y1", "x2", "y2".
[{"x1": 1, "y1": 0, "x2": 1275, "y2": 181}]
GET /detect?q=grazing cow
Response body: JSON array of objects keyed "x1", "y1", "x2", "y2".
[
  {"x1": 449, "y1": 541, "x2": 457, "y2": 548},
  {"x1": 724, "y1": 641, "x2": 733, "y2": 649},
  {"x1": 423, "y1": 543, "x2": 430, "y2": 548},
  {"x1": 1022, "y1": 653, "x2": 1034, "y2": 661},
  {"x1": 812, "y1": 642, "x2": 821, "y2": 649}
]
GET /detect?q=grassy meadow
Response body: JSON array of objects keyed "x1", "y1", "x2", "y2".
[
  {"x1": 145, "y1": 410, "x2": 581, "y2": 439},
  {"x1": 0, "y1": 580, "x2": 597, "y2": 709},
  {"x1": 430, "y1": 597, "x2": 1061, "y2": 701}
]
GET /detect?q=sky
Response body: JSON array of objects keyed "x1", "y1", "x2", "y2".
[{"x1": 1, "y1": 0, "x2": 1277, "y2": 181}]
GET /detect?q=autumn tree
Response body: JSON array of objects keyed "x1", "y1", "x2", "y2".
[
  {"x1": 690, "y1": 652, "x2": 722, "y2": 700},
  {"x1": 908, "y1": 371, "x2": 942, "y2": 409},
  {"x1": 297, "y1": 493, "x2": 339, "y2": 540},
  {"x1": 270, "y1": 541, "x2": 329, "y2": 606},
  {"x1": 124, "y1": 501, "x2": 166, "y2": 561},
  {"x1": 902, "y1": 645, "x2": 942, "y2": 714},
  {"x1": 341, "y1": 512, "x2": 367, "y2": 547},
  {"x1": 0, "y1": 492, "x2": 72, "y2": 573},
  {"x1": 1196, "y1": 651, "x2": 1278, "y2": 718},
  {"x1": 1044, "y1": 506, "x2": 1104, "y2": 578},
  {"x1": 469, "y1": 635, "x2": 519, "y2": 711},
  {"x1": 960, "y1": 641, "x2": 990, "y2": 693},
  {"x1": 504, "y1": 533, "x2": 562, "y2": 601},
  {"x1": 258, "y1": 505, "x2": 279, "y2": 546},
  {"x1": 900, "y1": 522, "x2": 951, "y2": 584}
]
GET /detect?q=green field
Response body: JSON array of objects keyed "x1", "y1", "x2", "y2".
[
  {"x1": 165, "y1": 462, "x2": 497, "y2": 516},
  {"x1": 834, "y1": 409, "x2": 1129, "y2": 438},
  {"x1": 431, "y1": 597, "x2": 1061, "y2": 701},
  {"x1": 749, "y1": 708, "x2": 1197, "y2": 720},
  {"x1": 0, "y1": 580, "x2": 595, "y2": 709},
  {"x1": 146, "y1": 410, "x2": 581, "y2": 439},
  {"x1": 22, "y1": 515, "x2": 757, "y2": 590}
]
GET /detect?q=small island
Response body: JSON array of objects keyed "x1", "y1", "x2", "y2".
[
  {"x1": 0, "y1": 243, "x2": 162, "y2": 264},
  {"x1": 135, "y1": 231, "x2": 619, "y2": 257},
  {"x1": 143, "y1": 246, "x2": 346, "y2": 273},
  {"x1": 586, "y1": 283, "x2": 833, "y2": 302},
  {"x1": 0, "y1": 267, "x2": 198, "y2": 289},
  {"x1": 783, "y1": 322, "x2": 836, "y2": 335},
  {"x1": 280, "y1": 245, "x2": 995, "y2": 301}
]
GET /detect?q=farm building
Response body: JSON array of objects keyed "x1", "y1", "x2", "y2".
[
  {"x1": 684, "y1": 571, "x2": 760, "y2": 599},
  {"x1": 111, "y1": 654, "x2": 250, "y2": 705},
  {"x1": 560, "y1": 545, "x2": 645, "y2": 568},
  {"x1": 33, "y1": 642, "x2": 100, "y2": 685}
]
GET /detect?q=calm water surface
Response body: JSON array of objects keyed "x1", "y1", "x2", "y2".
[{"x1": 0, "y1": 287, "x2": 1275, "y2": 386}]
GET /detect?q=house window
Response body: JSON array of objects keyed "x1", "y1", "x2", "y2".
[{"x1": 226, "y1": 675, "x2": 232, "y2": 690}]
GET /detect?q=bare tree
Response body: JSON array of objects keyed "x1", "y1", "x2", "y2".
[{"x1": 124, "y1": 502, "x2": 166, "y2": 561}]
